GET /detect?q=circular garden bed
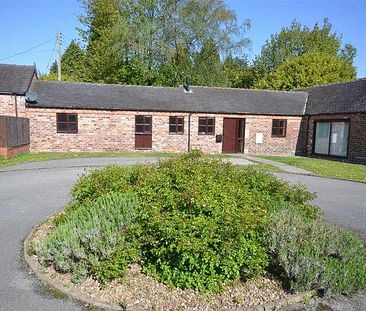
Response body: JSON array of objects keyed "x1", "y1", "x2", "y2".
[{"x1": 26, "y1": 151, "x2": 366, "y2": 310}]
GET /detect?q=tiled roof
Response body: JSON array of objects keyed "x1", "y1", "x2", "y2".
[
  {"x1": 30, "y1": 80, "x2": 308, "y2": 116},
  {"x1": 305, "y1": 79, "x2": 366, "y2": 115},
  {"x1": 0, "y1": 64, "x2": 35, "y2": 95}
]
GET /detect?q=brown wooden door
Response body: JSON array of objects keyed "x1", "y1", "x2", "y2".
[
  {"x1": 222, "y1": 118, "x2": 245, "y2": 153},
  {"x1": 135, "y1": 115, "x2": 152, "y2": 150}
]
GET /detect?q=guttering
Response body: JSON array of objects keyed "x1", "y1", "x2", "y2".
[
  {"x1": 15, "y1": 95, "x2": 18, "y2": 118},
  {"x1": 188, "y1": 112, "x2": 192, "y2": 151},
  {"x1": 24, "y1": 105, "x2": 305, "y2": 117}
]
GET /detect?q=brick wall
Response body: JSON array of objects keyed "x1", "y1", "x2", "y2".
[
  {"x1": 244, "y1": 115, "x2": 304, "y2": 156},
  {"x1": 24, "y1": 107, "x2": 303, "y2": 155},
  {"x1": 0, "y1": 144, "x2": 29, "y2": 159},
  {"x1": 26, "y1": 109, "x2": 190, "y2": 153},
  {"x1": 0, "y1": 95, "x2": 27, "y2": 117},
  {"x1": 307, "y1": 113, "x2": 366, "y2": 163}
]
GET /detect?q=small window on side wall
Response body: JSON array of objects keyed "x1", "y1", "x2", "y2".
[
  {"x1": 169, "y1": 116, "x2": 184, "y2": 134},
  {"x1": 198, "y1": 117, "x2": 215, "y2": 135},
  {"x1": 135, "y1": 115, "x2": 152, "y2": 134},
  {"x1": 57, "y1": 113, "x2": 78, "y2": 134},
  {"x1": 272, "y1": 119, "x2": 287, "y2": 137}
]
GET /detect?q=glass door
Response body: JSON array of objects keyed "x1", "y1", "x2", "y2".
[{"x1": 314, "y1": 121, "x2": 349, "y2": 157}]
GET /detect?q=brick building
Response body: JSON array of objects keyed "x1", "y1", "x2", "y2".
[{"x1": 0, "y1": 64, "x2": 365, "y2": 163}]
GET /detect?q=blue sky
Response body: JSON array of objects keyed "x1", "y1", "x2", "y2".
[{"x1": 0, "y1": 0, "x2": 365, "y2": 77}]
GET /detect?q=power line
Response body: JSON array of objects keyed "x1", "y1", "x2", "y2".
[
  {"x1": 47, "y1": 38, "x2": 58, "y2": 69},
  {"x1": 0, "y1": 38, "x2": 54, "y2": 62}
]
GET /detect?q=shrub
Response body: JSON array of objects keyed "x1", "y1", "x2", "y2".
[
  {"x1": 134, "y1": 154, "x2": 317, "y2": 291},
  {"x1": 35, "y1": 152, "x2": 319, "y2": 292},
  {"x1": 266, "y1": 208, "x2": 366, "y2": 295},
  {"x1": 32, "y1": 192, "x2": 139, "y2": 283},
  {"x1": 70, "y1": 165, "x2": 146, "y2": 205}
]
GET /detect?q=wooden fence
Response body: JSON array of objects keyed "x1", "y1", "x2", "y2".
[{"x1": 0, "y1": 116, "x2": 30, "y2": 148}]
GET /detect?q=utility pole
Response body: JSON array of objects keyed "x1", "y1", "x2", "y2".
[{"x1": 56, "y1": 31, "x2": 62, "y2": 81}]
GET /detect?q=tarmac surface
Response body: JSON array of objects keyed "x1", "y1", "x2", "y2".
[{"x1": 0, "y1": 158, "x2": 365, "y2": 310}]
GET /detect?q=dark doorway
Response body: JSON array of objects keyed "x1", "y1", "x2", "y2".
[
  {"x1": 222, "y1": 118, "x2": 245, "y2": 153},
  {"x1": 135, "y1": 115, "x2": 152, "y2": 150}
]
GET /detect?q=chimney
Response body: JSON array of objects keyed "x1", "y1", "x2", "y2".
[{"x1": 183, "y1": 77, "x2": 193, "y2": 93}]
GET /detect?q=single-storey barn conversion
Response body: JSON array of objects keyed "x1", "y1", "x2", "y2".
[{"x1": 0, "y1": 64, "x2": 365, "y2": 163}]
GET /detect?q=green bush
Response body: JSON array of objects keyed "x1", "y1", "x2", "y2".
[
  {"x1": 34, "y1": 151, "x2": 320, "y2": 292},
  {"x1": 266, "y1": 208, "x2": 366, "y2": 295},
  {"x1": 32, "y1": 192, "x2": 139, "y2": 283},
  {"x1": 134, "y1": 154, "x2": 317, "y2": 291},
  {"x1": 70, "y1": 165, "x2": 145, "y2": 205}
]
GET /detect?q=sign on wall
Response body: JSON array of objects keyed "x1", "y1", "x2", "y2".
[{"x1": 256, "y1": 132, "x2": 263, "y2": 144}]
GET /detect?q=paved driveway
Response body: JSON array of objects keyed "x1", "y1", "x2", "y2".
[
  {"x1": 274, "y1": 172, "x2": 366, "y2": 240},
  {"x1": 0, "y1": 158, "x2": 365, "y2": 311}
]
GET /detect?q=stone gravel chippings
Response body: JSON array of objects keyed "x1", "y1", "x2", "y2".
[{"x1": 29, "y1": 220, "x2": 293, "y2": 311}]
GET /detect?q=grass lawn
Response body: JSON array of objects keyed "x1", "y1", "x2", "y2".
[
  {"x1": 0, "y1": 151, "x2": 176, "y2": 168},
  {"x1": 260, "y1": 156, "x2": 366, "y2": 183}
]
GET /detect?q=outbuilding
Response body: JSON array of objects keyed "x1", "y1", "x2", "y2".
[{"x1": 0, "y1": 64, "x2": 365, "y2": 163}]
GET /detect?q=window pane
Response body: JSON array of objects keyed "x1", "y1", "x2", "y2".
[
  {"x1": 169, "y1": 125, "x2": 177, "y2": 133},
  {"x1": 199, "y1": 125, "x2": 206, "y2": 133},
  {"x1": 177, "y1": 117, "x2": 184, "y2": 125},
  {"x1": 199, "y1": 118, "x2": 207, "y2": 126},
  {"x1": 207, "y1": 125, "x2": 214, "y2": 134},
  {"x1": 136, "y1": 124, "x2": 144, "y2": 133},
  {"x1": 279, "y1": 128, "x2": 285, "y2": 136},
  {"x1": 144, "y1": 116, "x2": 152, "y2": 125},
  {"x1": 314, "y1": 122, "x2": 330, "y2": 154},
  {"x1": 57, "y1": 123, "x2": 67, "y2": 132},
  {"x1": 144, "y1": 125, "x2": 151, "y2": 133},
  {"x1": 57, "y1": 113, "x2": 67, "y2": 122},
  {"x1": 208, "y1": 118, "x2": 214, "y2": 126},
  {"x1": 272, "y1": 120, "x2": 280, "y2": 128},
  {"x1": 272, "y1": 128, "x2": 278, "y2": 136},
  {"x1": 69, "y1": 123, "x2": 77, "y2": 132},
  {"x1": 177, "y1": 125, "x2": 184, "y2": 133},
  {"x1": 136, "y1": 115, "x2": 144, "y2": 124},
  {"x1": 169, "y1": 116, "x2": 176, "y2": 126},
  {"x1": 330, "y1": 122, "x2": 349, "y2": 157},
  {"x1": 69, "y1": 114, "x2": 77, "y2": 123}
]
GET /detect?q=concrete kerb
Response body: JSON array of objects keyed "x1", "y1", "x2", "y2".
[
  {"x1": 241, "y1": 155, "x2": 315, "y2": 176},
  {"x1": 24, "y1": 221, "x2": 123, "y2": 311},
  {"x1": 24, "y1": 218, "x2": 317, "y2": 311}
]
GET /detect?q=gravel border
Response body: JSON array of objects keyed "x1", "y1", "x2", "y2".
[{"x1": 24, "y1": 220, "x2": 316, "y2": 311}]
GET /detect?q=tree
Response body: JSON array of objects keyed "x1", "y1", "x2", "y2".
[
  {"x1": 254, "y1": 52, "x2": 356, "y2": 91},
  {"x1": 254, "y1": 19, "x2": 356, "y2": 76},
  {"x1": 193, "y1": 39, "x2": 227, "y2": 87},
  {"x1": 79, "y1": 0, "x2": 126, "y2": 83},
  {"x1": 223, "y1": 55, "x2": 255, "y2": 88},
  {"x1": 77, "y1": 0, "x2": 251, "y2": 86},
  {"x1": 42, "y1": 41, "x2": 87, "y2": 82},
  {"x1": 53, "y1": 40, "x2": 86, "y2": 80},
  {"x1": 155, "y1": 44, "x2": 193, "y2": 87}
]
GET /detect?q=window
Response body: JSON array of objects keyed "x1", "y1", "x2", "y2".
[
  {"x1": 169, "y1": 116, "x2": 184, "y2": 134},
  {"x1": 135, "y1": 115, "x2": 152, "y2": 134},
  {"x1": 314, "y1": 121, "x2": 349, "y2": 157},
  {"x1": 198, "y1": 117, "x2": 215, "y2": 135},
  {"x1": 272, "y1": 119, "x2": 287, "y2": 137},
  {"x1": 57, "y1": 113, "x2": 78, "y2": 133}
]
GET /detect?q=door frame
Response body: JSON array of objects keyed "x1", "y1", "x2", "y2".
[
  {"x1": 135, "y1": 115, "x2": 152, "y2": 150},
  {"x1": 222, "y1": 118, "x2": 246, "y2": 154}
]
